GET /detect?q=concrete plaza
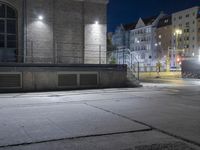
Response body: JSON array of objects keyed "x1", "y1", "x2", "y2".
[{"x1": 0, "y1": 79, "x2": 200, "y2": 150}]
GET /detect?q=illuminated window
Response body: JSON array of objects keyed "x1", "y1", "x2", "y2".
[{"x1": 164, "y1": 19, "x2": 168, "y2": 23}]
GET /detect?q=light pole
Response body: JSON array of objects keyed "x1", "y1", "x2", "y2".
[{"x1": 173, "y1": 29, "x2": 182, "y2": 69}]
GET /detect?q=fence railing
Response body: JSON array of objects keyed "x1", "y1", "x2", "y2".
[
  {"x1": 107, "y1": 48, "x2": 141, "y2": 79},
  {"x1": 107, "y1": 48, "x2": 171, "y2": 79},
  {"x1": 0, "y1": 42, "x2": 107, "y2": 65}
]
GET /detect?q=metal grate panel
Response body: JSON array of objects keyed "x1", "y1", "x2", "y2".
[
  {"x1": 58, "y1": 74, "x2": 78, "y2": 87},
  {"x1": 0, "y1": 74, "x2": 21, "y2": 88},
  {"x1": 80, "y1": 74, "x2": 98, "y2": 86}
]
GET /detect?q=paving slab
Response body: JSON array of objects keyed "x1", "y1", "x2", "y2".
[
  {"x1": 87, "y1": 93, "x2": 200, "y2": 145},
  {"x1": 0, "y1": 103, "x2": 149, "y2": 147},
  {"x1": 0, "y1": 131, "x2": 199, "y2": 150}
]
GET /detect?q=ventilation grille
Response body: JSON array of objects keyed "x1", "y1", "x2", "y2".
[
  {"x1": 58, "y1": 72, "x2": 98, "y2": 88},
  {"x1": 58, "y1": 74, "x2": 78, "y2": 87},
  {"x1": 0, "y1": 74, "x2": 21, "y2": 88},
  {"x1": 80, "y1": 74, "x2": 98, "y2": 86}
]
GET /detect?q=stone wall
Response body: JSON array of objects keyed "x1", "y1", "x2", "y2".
[
  {"x1": 25, "y1": 0, "x2": 107, "y2": 64},
  {"x1": 84, "y1": 1, "x2": 107, "y2": 64},
  {"x1": 1, "y1": 0, "x2": 108, "y2": 64},
  {"x1": 0, "y1": 64, "x2": 127, "y2": 92}
]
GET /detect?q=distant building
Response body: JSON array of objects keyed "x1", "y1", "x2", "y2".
[
  {"x1": 112, "y1": 25, "x2": 129, "y2": 49},
  {"x1": 155, "y1": 15, "x2": 172, "y2": 69},
  {"x1": 112, "y1": 13, "x2": 165, "y2": 71},
  {"x1": 172, "y1": 6, "x2": 200, "y2": 67},
  {"x1": 129, "y1": 13, "x2": 165, "y2": 70},
  {"x1": 0, "y1": 0, "x2": 108, "y2": 64},
  {"x1": 112, "y1": 6, "x2": 200, "y2": 71},
  {"x1": 197, "y1": 10, "x2": 200, "y2": 56}
]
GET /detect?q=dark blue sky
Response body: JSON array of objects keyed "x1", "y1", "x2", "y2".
[{"x1": 108, "y1": 0, "x2": 200, "y2": 32}]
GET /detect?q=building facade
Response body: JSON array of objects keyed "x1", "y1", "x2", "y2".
[
  {"x1": 0, "y1": 0, "x2": 108, "y2": 64},
  {"x1": 112, "y1": 6, "x2": 200, "y2": 71},
  {"x1": 197, "y1": 10, "x2": 200, "y2": 57},
  {"x1": 171, "y1": 6, "x2": 200, "y2": 67},
  {"x1": 129, "y1": 14, "x2": 165, "y2": 70},
  {"x1": 111, "y1": 25, "x2": 130, "y2": 49},
  {"x1": 112, "y1": 13, "x2": 165, "y2": 71},
  {"x1": 155, "y1": 15, "x2": 172, "y2": 70}
]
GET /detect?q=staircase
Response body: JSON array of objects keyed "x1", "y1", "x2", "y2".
[
  {"x1": 110, "y1": 47, "x2": 142, "y2": 87},
  {"x1": 126, "y1": 67, "x2": 141, "y2": 87}
]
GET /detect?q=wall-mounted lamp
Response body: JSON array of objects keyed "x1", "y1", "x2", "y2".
[
  {"x1": 38, "y1": 15, "x2": 44, "y2": 21},
  {"x1": 192, "y1": 52, "x2": 195, "y2": 57},
  {"x1": 95, "y1": 21, "x2": 99, "y2": 25}
]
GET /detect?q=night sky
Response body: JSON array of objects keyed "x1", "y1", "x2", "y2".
[{"x1": 108, "y1": 0, "x2": 200, "y2": 32}]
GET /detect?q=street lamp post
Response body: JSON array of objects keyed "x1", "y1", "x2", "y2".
[{"x1": 173, "y1": 29, "x2": 182, "y2": 70}]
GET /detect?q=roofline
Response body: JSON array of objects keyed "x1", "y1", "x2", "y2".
[
  {"x1": 76, "y1": 0, "x2": 109, "y2": 4},
  {"x1": 172, "y1": 6, "x2": 199, "y2": 15},
  {"x1": 130, "y1": 25, "x2": 152, "y2": 31}
]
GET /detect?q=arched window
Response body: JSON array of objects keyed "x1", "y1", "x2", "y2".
[{"x1": 0, "y1": 2, "x2": 17, "y2": 62}]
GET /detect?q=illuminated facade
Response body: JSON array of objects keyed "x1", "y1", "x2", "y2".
[
  {"x1": 112, "y1": 13, "x2": 165, "y2": 71},
  {"x1": 172, "y1": 7, "x2": 200, "y2": 57},
  {"x1": 0, "y1": 0, "x2": 108, "y2": 64}
]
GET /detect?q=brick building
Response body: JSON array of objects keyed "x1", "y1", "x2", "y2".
[{"x1": 0, "y1": 0, "x2": 108, "y2": 64}]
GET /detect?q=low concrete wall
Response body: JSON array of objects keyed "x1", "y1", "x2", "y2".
[{"x1": 0, "y1": 64, "x2": 127, "y2": 92}]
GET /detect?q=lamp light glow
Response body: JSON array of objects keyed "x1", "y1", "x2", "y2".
[
  {"x1": 175, "y1": 29, "x2": 182, "y2": 35},
  {"x1": 38, "y1": 15, "x2": 44, "y2": 21},
  {"x1": 192, "y1": 52, "x2": 195, "y2": 57},
  {"x1": 95, "y1": 21, "x2": 99, "y2": 25}
]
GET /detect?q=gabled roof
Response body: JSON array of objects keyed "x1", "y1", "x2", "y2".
[
  {"x1": 123, "y1": 22, "x2": 137, "y2": 31},
  {"x1": 157, "y1": 15, "x2": 172, "y2": 28},
  {"x1": 122, "y1": 15, "x2": 158, "y2": 31},
  {"x1": 142, "y1": 16, "x2": 157, "y2": 26}
]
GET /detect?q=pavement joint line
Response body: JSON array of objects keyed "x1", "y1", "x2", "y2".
[
  {"x1": 0, "y1": 128, "x2": 152, "y2": 149},
  {"x1": 0, "y1": 89, "x2": 157, "y2": 98},
  {"x1": 0, "y1": 96, "x2": 146, "y2": 110},
  {"x1": 84, "y1": 103, "x2": 200, "y2": 148}
]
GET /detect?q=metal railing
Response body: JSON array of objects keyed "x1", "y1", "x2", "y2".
[
  {"x1": 107, "y1": 47, "x2": 170, "y2": 80},
  {"x1": 107, "y1": 47, "x2": 140, "y2": 79},
  {"x1": 0, "y1": 42, "x2": 107, "y2": 65}
]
